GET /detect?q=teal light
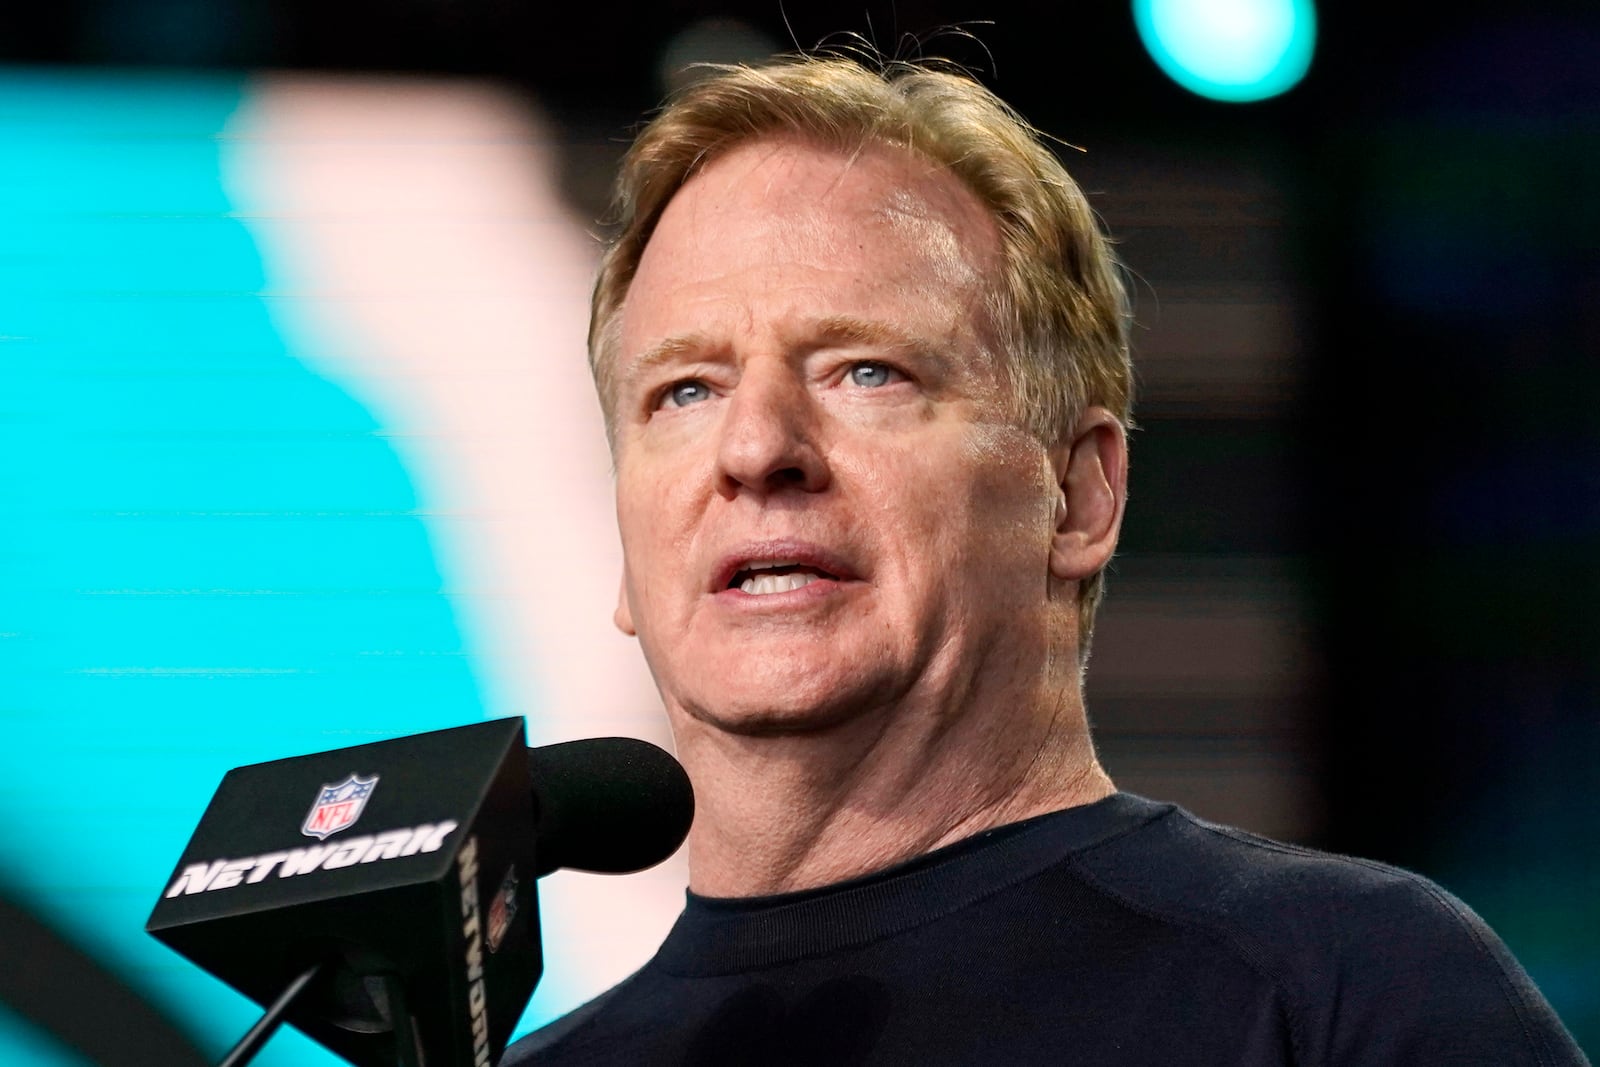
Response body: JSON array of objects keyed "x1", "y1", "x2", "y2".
[
  {"x1": 0, "y1": 72, "x2": 493, "y2": 1066},
  {"x1": 1134, "y1": 0, "x2": 1317, "y2": 102}
]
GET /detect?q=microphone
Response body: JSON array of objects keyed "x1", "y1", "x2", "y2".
[
  {"x1": 528, "y1": 737, "x2": 695, "y2": 877},
  {"x1": 145, "y1": 718, "x2": 692, "y2": 1067}
]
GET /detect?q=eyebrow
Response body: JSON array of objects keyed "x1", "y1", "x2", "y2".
[
  {"x1": 802, "y1": 315, "x2": 938, "y2": 359},
  {"x1": 622, "y1": 333, "x2": 716, "y2": 389},
  {"x1": 621, "y1": 315, "x2": 950, "y2": 387}
]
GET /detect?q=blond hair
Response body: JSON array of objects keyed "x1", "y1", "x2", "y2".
[{"x1": 590, "y1": 55, "x2": 1132, "y2": 653}]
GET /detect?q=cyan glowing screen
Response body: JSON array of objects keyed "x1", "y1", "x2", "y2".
[{"x1": 0, "y1": 70, "x2": 675, "y2": 1064}]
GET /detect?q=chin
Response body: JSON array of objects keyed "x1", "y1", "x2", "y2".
[
  {"x1": 674, "y1": 668, "x2": 898, "y2": 739},
  {"x1": 686, "y1": 702, "x2": 860, "y2": 738}
]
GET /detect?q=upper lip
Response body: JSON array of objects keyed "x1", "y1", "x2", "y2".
[{"x1": 711, "y1": 540, "x2": 861, "y2": 591}]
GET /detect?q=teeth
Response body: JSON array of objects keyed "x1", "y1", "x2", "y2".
[{"x1": 740, "y1": 572, "x2": 819, "y2": 595}]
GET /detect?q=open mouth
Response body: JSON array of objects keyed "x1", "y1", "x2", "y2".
[{"x1": 728, "y1": 561, "x2": 841, "y2": 596}]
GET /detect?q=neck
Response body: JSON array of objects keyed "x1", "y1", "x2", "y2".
[{"x1": 673, "y1": 676, "x2": 1114, "y2": 898}]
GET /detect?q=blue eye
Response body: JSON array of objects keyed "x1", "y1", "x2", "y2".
[
  {"x1": 849, "y1": 362, "x2": 895, "y2": 388},
  {"x1": 665, "y1": 380, "x2": 711, "y2": 407}
]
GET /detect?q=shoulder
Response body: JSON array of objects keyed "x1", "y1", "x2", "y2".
[
  {"x1": 1067, "y1": 801, "x2": 1586, "y2": 1065},
  {"x1": 1075, "y1": 804, "x2": 1488, "y2": 961},
  {"x1": 498, "y1": 985, "x2": 626, "y2": 1067}
]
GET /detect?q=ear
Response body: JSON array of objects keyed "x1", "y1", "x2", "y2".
[
  {"x1": 1049, "y1": 406, "x2": 1128, "y2": 582},
  {"x1": 613, "y1": 571, "x2": 637, "y2": 636}
]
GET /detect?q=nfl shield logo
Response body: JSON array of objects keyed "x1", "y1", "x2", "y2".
[
  {"x1": 301, "y1": 773, "x2": 379, "y2": 840},
  {"x1": 486, "y1": 866, "x2": 519, "y2": 953}
]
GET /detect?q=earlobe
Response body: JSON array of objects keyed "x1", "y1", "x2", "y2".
[
  {"x1": 614, "y1": 573, "x2": 637, "y2": 636},
  {"x1": 1048, "y1": 407, "x2": 1128, "y2": 582}
]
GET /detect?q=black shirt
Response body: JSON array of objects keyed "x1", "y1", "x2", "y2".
[{"x1": 504, "y1": 793, "x2": 1588, "y2": 1065}]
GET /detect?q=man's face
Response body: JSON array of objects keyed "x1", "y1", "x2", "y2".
[{"x1": 609, "y1": 138, "x2": 1067, "y2": 735}]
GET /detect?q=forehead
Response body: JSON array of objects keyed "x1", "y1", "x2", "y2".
[
  {"x1": 665, "y1": 135, "x2": 996, "y2": 246},
  {"x1": 616, "y1": 137, "x2": 1003, "y2": 364}
]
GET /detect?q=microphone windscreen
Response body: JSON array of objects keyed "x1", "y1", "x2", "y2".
[{"x1": 527, "y1": 738, "x2": 694, "y2": 877}]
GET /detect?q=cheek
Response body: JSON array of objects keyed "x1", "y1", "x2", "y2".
[
  {"x1": 850, "y1": 438, "x2": 1047, "y2": 581},
  {"x1": 614, "y1": 477, "x2": 670, "y2": 599},
  {"x1": 957, "y1": 438, "x2": 1058, "y2": 572},
  {"x1": 615, "y1": 469, "x2": 703, "y2": 611},
  {"x1": 614, "y1": 484, "x2": 653, "y2": 560},
  {"x1": 615, "y1": 449, "x2": 689, "y2": 541}
]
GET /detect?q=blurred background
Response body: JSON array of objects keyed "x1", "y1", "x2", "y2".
[{"x1": 0, "y1": 0, "x2": 1594, "y2": 1062}]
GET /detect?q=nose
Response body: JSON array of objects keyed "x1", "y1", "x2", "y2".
[{"x1": 715, "y1": 363, "x2": 830, "y2": 497}]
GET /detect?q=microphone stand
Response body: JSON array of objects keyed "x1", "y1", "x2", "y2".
[
  {"x1": 375, "y1": 972, "x2": 426, "y2": 1067},
  {"x1": 217, "y1": 961, "x2": 324, "y2": 1067},
  {"x1": 215, "y1": 963, "x2": 426, "y2": 1067}
]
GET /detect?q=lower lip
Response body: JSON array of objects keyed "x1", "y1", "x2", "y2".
[{"x1": 713, "y1": 577, "x2": 851, "y2": 607}]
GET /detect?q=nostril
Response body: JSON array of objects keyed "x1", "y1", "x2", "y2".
[{"x1": 713, "y1": 404, "x2": 830, "y2": 495}]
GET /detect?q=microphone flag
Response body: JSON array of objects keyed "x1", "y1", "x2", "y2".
[{"x1": 147, "y1": 717, "x2": 540, "y2": 1067}]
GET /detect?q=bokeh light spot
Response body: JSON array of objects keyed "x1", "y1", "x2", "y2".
[{"x1": 1134, "y1": 0, "x2": 1317, "y2": 102}]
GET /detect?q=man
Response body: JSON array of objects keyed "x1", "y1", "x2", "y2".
[{"x1": 505, "y1": 56, "x2": 1587, "y2": 1065}]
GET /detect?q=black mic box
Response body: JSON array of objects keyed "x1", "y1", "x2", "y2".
[{"x1": 147, "y1": 717, "x2": 541, "y2": 1067}]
